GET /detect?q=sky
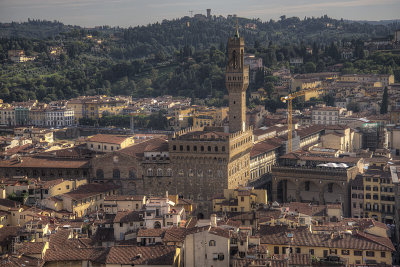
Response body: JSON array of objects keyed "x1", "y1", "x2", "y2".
[{"x1": 0, "y1": 0, "x2": 399, "y2": 27}]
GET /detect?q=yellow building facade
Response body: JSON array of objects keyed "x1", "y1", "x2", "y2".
[
  {"x1": 362, "y1": 170, "x2": 394, "y2": 223},
  {"x1": 213, "y1": 187, "x2": 267, "y2": 213},
  {"x1": 67, "y1": 95, "x2": 129, "y2": 123},
  {"x1": 260, "y1": 226, "x2": 394, "y2": 265}
]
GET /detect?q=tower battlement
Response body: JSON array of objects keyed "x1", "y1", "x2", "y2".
[{"x1": 172, "y1": 125, "x2": 204, "y2": 139}]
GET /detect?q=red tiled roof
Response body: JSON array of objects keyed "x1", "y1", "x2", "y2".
[
  {"x1": 0, "y1": 157, "x2": 89, "y2": 169},
  {"x1": 0, "y1": 198, "x2": 20, "y2": 208},
  {"x1": 137, "y1": 228, "x2": 164, "y2": 238},
  {"x1": 259, "y1": 226, "x2": 394, "y2": 252},
  {"x1": 105, "y1": 195, "x2": 145, "y2": 201},
  {"x1": 45, "y1": 247, "x2": 106, "y2": 263},
  {"x1": 113, "y1": 210, "x2": 143, "y2": 223},
  {"x1": 209, "y1": 227, "x2": 230, "y2": 238},
  {"x1": 105, "y1": 245, "x2": 176, "y2": 265},
  {"x1": 118, "y1": 138, "x2": 168, "y2": 158},
  {"x1": 40, "y1": 179, "x2": 64, "y2": 189},
  {"x1": 63, "y1": 183, "x2": 120, "y2": 200},
  {"x1": 87, "y1": 134, "x2": 132, "y2": 145},
  {"x1": 0, "y1": 226, "x2": 20, "y2": 245},
  {"x1": 17, "y1": 242, "x2": 46, "y2": 255},
  {"x1": 251, "y1": 141, "x2": 280, "y2": 157},
  {"x1": 296, "y1": 125, "x2": 325, "y2": 138},
  {"x1": 0, "y1": 255, "x2": 43, "y2": 267},
  {"x1": 163, "y1": 227, "x2": 187, "y2": 243}
]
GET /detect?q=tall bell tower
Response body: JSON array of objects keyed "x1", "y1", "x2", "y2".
[{"x1": 225, "y1": 24, "x2": 249, "y2": 133}]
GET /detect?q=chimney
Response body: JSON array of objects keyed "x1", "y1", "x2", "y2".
[
  {"x1": 210, "y1": 214, "x2": 217, "y2": 227},
  {"x1": 165, "y1": 191, "x2": 168, "y2": 198}
]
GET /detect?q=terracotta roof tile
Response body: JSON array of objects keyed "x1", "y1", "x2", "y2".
[
  {"x1": 105, "y1": 195, "x2": 145, "y2": 201},
  {"x1": 137, "y1": 228, "x2": 165, "y2": 238},
  {"x1": 45, "y1": 247, "x2": 107, "y2": 263},
  {"x1": 17, "y1": 242, "x2": 46, "y2": 255},
  {"x1": 113, "y1": 210, "x2": 143, "y2": 223},
  {"x1": 87, "y1": 134, "x2": 132, "y2": 145},
  {"x1": 0, "y1": 157, "x2": 89, "y2": 169},
  {"x1": 118, "y1": 138, "x2": 168, "y2": 158},
  {"x1": 259, "y1": 225, "x2": 394, "y2": 252},
  {"x1": 0, "y1": 255, "x2": 43, "y2": 267},
  {"x1": 162, "y1": 227, "x2": 186, "y2": 243},
  {"x1": 0, "y1": 226, "x2": 20, "y2": 246},
  {"x1": 0, "y1": 198, "x2": 20, "y2": 208},
  {"x1": 209, "y1": 227, "x2": 230, "y2": 238},
  {"x1": 105, "y1": 245, "x2": 176, "y2": 265},
  {"x1": 63, "y1": 183, "x2": 120, "y2": 200},
  {"x1": 251, "y1": 141, "x2": 280, "y2": 157}
]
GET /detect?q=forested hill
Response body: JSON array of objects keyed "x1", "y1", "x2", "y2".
[
  {"x1": 0, "y1": 15, "x2": 399, "y2": 104},
  {"x1": 0, "y1": 16, "x2": 397, "y2": 53},
  {"x1": 0, "y1": 19, "x2": 80, "y2": 39}
]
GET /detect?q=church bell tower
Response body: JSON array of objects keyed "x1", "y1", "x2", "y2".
[{"x1": 225, "y1": 25, "x2": 249, "y2": 133}]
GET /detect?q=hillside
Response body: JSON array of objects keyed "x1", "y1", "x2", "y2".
[{"x1": 0, "y1": 15, "x2": 399, "y2": 104}]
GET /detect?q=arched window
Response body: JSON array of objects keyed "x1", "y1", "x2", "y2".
[
  {"x1": 222, "y1": 146, "x2": 225, "y2": 152},
  {"x1": 154, "y1": 221, "x2": 161, "y2": 229},
  {"x1": 166, "y1": 169, "x2": 172, "y2": 177},
  {"x1": 173, "y1": 145, "x2": 176, "y2": 151},
  {"x1": 129, "y1": 170, "x2": 136, "y2": 179},
  {"x1": 96, "y1": 169, "x2": 104, "y2": 179},
  {"x1": 178, "y1": 169, "x2": 184, "y2": 176},
  {"x1": 197, "y1": 170, "x2": 203, "y2": 177},
  {"x1": 188, "y1": 169, "x2": 194, "y2": 177},
  {"x1": 208, "y1": 146, "x2": 211, "y2": 152},
  {"x1": 209, "y1": 240, "x2": 216, "y2": 246},
  {"x1": 186, "y1": 145, "x2": 190, "y2": 151},
  {"x1": 147, "y1": 169, "x2": 153, "y2": 176},
  {"x1": 112, "y1": 169, "x2": 120, "y2": 179},
  {"x1": 157, "y1": 168, "x2": 163, "y2": 177},
  {"x1": 208, "y1": 169, "x2": 213, "y2": 177},
  {"x1": 215, "y1": 146, "x2": 218, "y2": 152}
]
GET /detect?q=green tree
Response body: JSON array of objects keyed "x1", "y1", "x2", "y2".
[
  {"x1": 380, "y1": 86, "x2": 388, "y2": 114},
  {"x1": 304, "y1": 62, "x2": 316, "y2": 73},
  {"x1": 347, "y1": 102, "x2": 360, "y2": 113}
]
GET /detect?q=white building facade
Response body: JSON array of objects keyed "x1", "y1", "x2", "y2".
[{"x1": 45, "y1": 108, "x2": 74, "y2": 127}]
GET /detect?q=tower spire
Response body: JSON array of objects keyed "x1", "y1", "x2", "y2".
[{"x1": 235, "y1": 18, "x2": 239, "y2": 38}]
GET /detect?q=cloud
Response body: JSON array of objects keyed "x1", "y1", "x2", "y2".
[
  {"x1": 240, "y1": 0, "x2": 399, "y2": 16},
  {"x1": 147, "y1": 2, "x2": 194, "y2": 8},
  {"x1": 1, "y1": 0, "x2": 138, "y2": 9}
]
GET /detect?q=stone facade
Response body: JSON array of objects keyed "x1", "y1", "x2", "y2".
[
  {"x1": 271, "y1": 165, "x2": 359, "y2": 217},
  {"x1": 90, "y1": 33, "x2": 254, "y2": 217}
]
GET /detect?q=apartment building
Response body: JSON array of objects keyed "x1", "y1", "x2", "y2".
[
  {"x1": 45, "y1": 108, "x2": 74, "y2": 127},
  {"x1": 351, "y1": 167, "x2": 395, "y2": 223},
  {"x1": 212, "y1": 187, "x2": 268, "y2": 213}
]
